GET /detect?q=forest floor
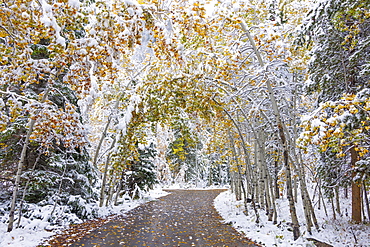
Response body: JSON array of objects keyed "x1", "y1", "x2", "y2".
[{"x1": 41, "y1": 189, "x2": 260, "y2": 247}]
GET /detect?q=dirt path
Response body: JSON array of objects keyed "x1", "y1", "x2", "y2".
[{"x1": 53, "y1": 189, "x2": 259, "y2": 246}]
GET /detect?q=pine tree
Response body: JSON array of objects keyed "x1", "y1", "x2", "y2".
[
  {"x1": 301, "y1": 0, "x2": 370, "y2": 223},
  {"x1": 305, "y1": 0, "x2": 370, "y2": 102},
  {"x1": 127, "y1": 143, "x2": 158, "y2": 193}
]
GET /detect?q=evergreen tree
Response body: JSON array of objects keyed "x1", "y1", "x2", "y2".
[
  {"x1": 305, "y1": 0, "x2": 370, "y2": 103},
  {"x1": 124, "y1": 143, "x2": 158, "y2": 196},
  {"x1": 300, "y1": 0, "x2": 370, "y2": 222}
]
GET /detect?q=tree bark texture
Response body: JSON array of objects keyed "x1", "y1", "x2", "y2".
[{"x1": 350, "y1": 147, "x2": 362, "y2": 223}]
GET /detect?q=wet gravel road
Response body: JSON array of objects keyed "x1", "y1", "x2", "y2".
[{"x1": 70, "y1": 189, "x2": 258, "y2": 246}]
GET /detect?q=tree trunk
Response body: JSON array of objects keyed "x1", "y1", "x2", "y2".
[
  {"x1": 230, "y1": 170, "x2": 235, "y2": 195},
  {"x1": 283, "y1": 147, "x2": 300, "y2": 240},
  {"x1": 216, "y1": 104, "x2": 258, "y2": 219},
  {"x1": 106, "y1": 175, "x2": 117, "y2": 206},
  {"x1": 291, "y1": 83, "x2": 318, "y2": 232},
  {"x1": 294, "y1": 150, "x2": 318, "y2": 231},
  {"x1": 255, "y1": 140, "x2": 264, "y2": 209},
  {"x1": 335, "y1": 186, "x2": 341, "y2": 216},
  {"x1": 350, "y1": 146, "x2": 362, "y2": 223},
  {"x1": 331, "y1": 196, "x2": 336, "y2": 220},
  {"x1": 264, "y1": 163, "x2": 273, "y2": 221},
  {"x1": 16, "y1": 152, "x2": 41, "y2": 228},
  {"x1": 7, "y1": 88, "x2": 51, "y2": 232},
  {"x1": 269, "y1": 172, "x2": 278, "y2": 224},
  {"x1": 319, "y1": 179, "x2": 328, "y2": 217},
  {"x1": 92, "y1": 95, "x2": 122, "y2": 169},
  {"x1": 99, "y1": 155, "x2": 111, "y2": 207},
  {"x1": 228, "y1": 130, "x2": 246, "y2": 204},
  {"x1": 363, "y1": 181, "x2": 370, "y2": 221},
  {"x1": 239, "y1": 21, "x2": 300, "y2": 240},
  {"x1": 113, "y1": 172, "x2": 125, "y2": 206},
  {"x1": 275, "y1": 159, "x2": 280, "y2": 199},
  {"x1": 293, "y1": 176, "x2": 298, "y2": 203},
  {"x1": 99, "y1": 135, "x2": 118, "y2": 207}
]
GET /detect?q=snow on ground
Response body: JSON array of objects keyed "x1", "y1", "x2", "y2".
[
  {"x1": 0, "y1": 186, "x2": 168, "y2": 247},
  {"x1": 214, "y1": 189, "x2": 370, "y2": 247},
  {"x1": 163, "y1": 183, "x2": 227, "y2": 190},
  {"x1": 2, "y1": 185, "x2": 369, "y2": 247}
]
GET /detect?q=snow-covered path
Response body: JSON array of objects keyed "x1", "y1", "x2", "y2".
[{"x1": 63, "y1": 189, "x2": 259, "y2": 246}]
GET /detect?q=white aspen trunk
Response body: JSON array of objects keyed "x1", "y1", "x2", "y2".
[
  {"x1": 99, "y1": 135, "x2": 118, "y2": 207},
  {"x1": 264, "y1": 162, "x2": 273, "y2": 221},
  {"x1": 228, "y1": 127, "x2": 250, "y2": 215},
  {"x1": 319, "y1": 179, "x2": 329, "y2": 217},
  {"x1": 335, "y1": 187, "x2": 341, "y2": 216},
  {"x1": 239, "y1": 21, "x2": 300, "y2": 240},
  {"x1": 92, "y1": 98, "x2": 121, "y2": 168},
  {"x1": 256, "y1": 177, "x2": 261, "y2": 208},
  {"x1": 293, "y1": 176, "x2": 298, "y2": 203},
  {"x1": 104, "y1": 177, "x2": 113, "y2": 207},
  {"x1": 317, "y1": 182, "x2": 322, "y2": 210},
  {"x1": 258, "y1": 132, "x2": 273, "y2": 221},
  {"x1": 312, "y1": 182, "x2": 318, "y2": 206},
  {"x1": 230, "y1": 170, "x2": 235, "y2": 195},
  {"x1": 7, "y1": 88, "x2": 51, "y2": 232},
  {"x1": 254, "y1": 141, "x2": 261, "y2": 208},
  {"x1": 228, "y1": 131, "x2": 242, "y2": 201},
  {"x1": 283, "y1": 145, "x2": 300, "y2": 239},
  {"x1": 236, "y1": 144, "x2": 249, "y2": 215},
  {"x1": 298, "y1": 170, "x2": 314, "y2": 233},
  {"x1": 106, "y1": 175, "x2": 117, "y2": 207},
  {"x1": 269, "y1": 172, "x2": 278, "y2": 224},
  {"x1": 274, "y1": 158, "x2": 280, "y2": 199},
  {"x1": 16, "y1": 152, "x2": 41, "y2": 228},
  {"x1": 99, "y1": 155, "x2": 111, "y2": 207},
  {"x1": 292, "y1": 83, "x2": 318, "y2": 232},
  {"x1": 251, "y1": 133, "x2": 260, "y2": 210},
  {"x1": 208, "y1": 165, "x2": 212, "y2": 186},
  {"x1": 291, "y1": 149, "x2": 315, "y2": 233},
  {"x1": 331, "y1": 197, "x2": 337, "y2": 220},
  {"x1": 113, "y1": 172, "x2": 124, "y2": 206},
  {"x1": 257, "y1": 136, "x2": 265, "y2": 210},
  {"x1": 236, "y1": 174, "x2": 242, "y2": 201},
  {"x1": 217, "y1": 103, "x2": 257, "y2": 217},
  {"x1": 301, "y1": 166, "x2": 318, "y2": 229},
  {"x1": 363, "y1": 181, "x2": 370, "y2": 221}
]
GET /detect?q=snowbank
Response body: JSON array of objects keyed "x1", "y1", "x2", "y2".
[{"x1": 214, "y1": 190, "x2": 370, "y2": 246}]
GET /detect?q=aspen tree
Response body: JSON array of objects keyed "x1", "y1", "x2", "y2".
[{"x1": 239, "y1": 21, "x2": 300, "y2": 240}]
